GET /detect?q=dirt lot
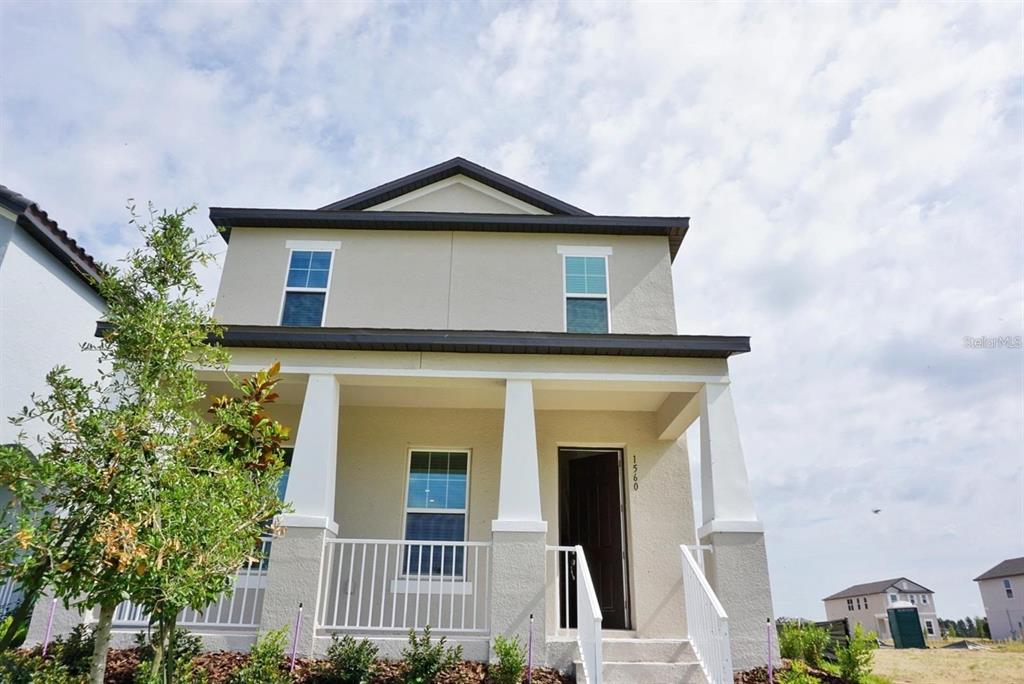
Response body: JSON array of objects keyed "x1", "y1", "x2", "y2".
[{"x1": 872, "y1": 643, "x2": 1024, "y2": 684}]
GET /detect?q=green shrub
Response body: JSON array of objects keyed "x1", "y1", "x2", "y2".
[
  {"x1": 318, "y1": 634, "x2": 379, "y2": 684},
  {"x1": 133, "y1": 627, "x2": 205, "y2": 683},
  {"x1": 42, "y1": 624, "x2": 95, "y2": 676},
  {"x1": 778, "y1": 660, "x2": 821, "y2": 684},
  {"x1": 490, "y1": 634, "x2": 525, "y2": 684},
  {"x1": 0, "y1": 650, "x2": 85, "y2": 684},
  {"x1": 401, "y1": 626, "x2": 462, "y2": 684},
  {"x1": 778, "y1": 622, "x2": 830, "y2": 667},
  {"x1": 0, "y1": 614, "x2": 29, "y2": 648},
  {"x1": 230, "y1": 627, "x2": 290, "y2": 684},
  {"x1": 835, "y1": 624, "x2": 878, "y2": 684}
]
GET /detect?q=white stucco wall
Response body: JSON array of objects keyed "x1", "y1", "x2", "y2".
[
  {"x1": 978, "y1": 575, "x2": 1024, "y2": 640},
  {"x1": 214, "y1": 227, "x2": 676, "y2": 334},
  {"x1": 0, "y1": 211, "x2": 105, "y2": 447}
]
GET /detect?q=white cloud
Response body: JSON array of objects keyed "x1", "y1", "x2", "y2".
[{"x1": 1, "y1": 0, "x2": 1020, "y2": 620}]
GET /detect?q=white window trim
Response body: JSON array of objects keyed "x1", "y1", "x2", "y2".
[
  {"x1": 278, "y1": 244, "x2": 340, "y2": 326},
  {"x1": 399, "y1": 447, "x2": 472, "y2": 580},
  {"x1": 560, "y1": 251, "x2": 612, "y2": 333},
  {"x1": 925, "y1": 619, "x2": 934, "y2": 635}
]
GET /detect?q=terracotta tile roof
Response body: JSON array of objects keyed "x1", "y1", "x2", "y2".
[{"x1": 0, "y1": 184, "x2": 103, "y2": 294}]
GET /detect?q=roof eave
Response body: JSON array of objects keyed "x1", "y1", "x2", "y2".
[
  {"x1": 209, "y1": 208, "x2": 690, "y2": 260},
  {"x1": 95, "y1": 322, "x2": 749, "y2": 359}
]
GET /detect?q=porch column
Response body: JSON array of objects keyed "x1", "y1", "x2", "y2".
[
  {"x1": 261, "y1": 374, "x2": 340, "y2": 656},
  {"x1": 696, "y1": 383, "x2": 777, "y2": 670},
  {"x1": 490, "y1": 379, "x2": 547, "y2": 658}
]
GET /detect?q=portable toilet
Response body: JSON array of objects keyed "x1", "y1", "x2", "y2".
[{"x1": 887, "y1": 602, "x2": 926, "y2": 648}]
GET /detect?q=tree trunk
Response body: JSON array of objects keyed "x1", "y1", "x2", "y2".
[
  {"x1": 150, "y1": 612, "x2": 177, "y2": 684},
  {"x1": 89, "y1": 602, "x2": 115, "y2": 684}
]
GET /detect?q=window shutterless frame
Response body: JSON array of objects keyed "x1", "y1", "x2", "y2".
[
  {"x1": 559, "y1": 251, "x2": 611, "y2": 333},
  {"x1": 400, "y1": 448, "x2": 472, "y2": 579},
  {"x1": 277, "y1": 243, "x2": 339, "y2": 326}
]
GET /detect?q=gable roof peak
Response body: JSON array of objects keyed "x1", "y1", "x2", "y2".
[{"x1": 318, "y1": 157, "x2": 591, "y2": 216}]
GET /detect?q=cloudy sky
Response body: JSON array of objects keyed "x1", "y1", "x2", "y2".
[{"x1": 2, "y1": 1, "x2": 1021, "y2": 620}]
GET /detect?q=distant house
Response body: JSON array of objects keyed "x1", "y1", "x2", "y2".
[
  {"x1": 974, "y1": 556, "x2": 1024, "y2": 640},
  {"x1": 0, "y1": 185, "x2": 105, "y2": 614},
  {"x1": 823, "y1": 578, "x2": 939, "y2": 640}
]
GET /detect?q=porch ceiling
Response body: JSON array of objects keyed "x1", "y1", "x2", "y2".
[{"x1": 199, "y1": 374, "x2": 679, "y2": 412}]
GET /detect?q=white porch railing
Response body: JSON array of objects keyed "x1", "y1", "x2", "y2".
[
  {"x1": 113, "y1": 537, "x2": 272, "y2": 630},
  {"x1": 547, "y1": 545, "x2": 576, "y2": 631},
  {"x1": 680, "y1": 545, "x2": 732, "y2": 684},
  {"x1": 0, "y1": 577, "x2": 20, "y2": 615},
  {"x1": 574, "y1": 545, "x2": 603, "y2": 684},
  {"x1": 317, "y1": 538, "x2": 491, "y2": 634}
]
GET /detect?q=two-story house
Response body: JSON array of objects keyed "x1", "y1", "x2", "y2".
[
  {"x1": 975, "y1": 556, "x2": 1024, "y2": 641},
  {"x1": 0, "y1": 185, "x2": 105, "y2": 616},
  {"x1": 27, "y1": 158, "x2": 774, "y2": 684},
  {"x1": 823, "y1": 578, "x2": 939, "y2": 641}
]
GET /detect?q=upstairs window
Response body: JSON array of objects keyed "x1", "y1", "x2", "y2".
[
  {"x1": 889, "y1": 593, "x2": 897, "y2": 604},
  {"x1": 404, "y1": 450, "x2": 470, "y2": 576},
  {"x1": 563, "y1": 254, "x2": 609, "y2": 333},
  {"x1": 922, "y1": 594, "x2": 928, "y2": 605},
  {"x1": 847, "y1": 598, "x2": 854, "y2": 611},
  {"x1": 1005, "y1": 579, "x2": 1014, "y2": 599},
  {"x1": 281, "y1": 249, "x2": 334, "y2": 326}
]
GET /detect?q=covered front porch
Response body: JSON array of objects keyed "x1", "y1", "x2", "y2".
[{"x1": 185, "y1": 340, "x2": 773, "y2": 679}]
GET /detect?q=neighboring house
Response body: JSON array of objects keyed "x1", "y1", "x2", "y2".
[
  {"x1": 974, "y1": 556, "x2": 1024, "y2": 641},
  {"x1": 28, "y1": 158, "x2": 774, "y2": 682},
  {"x1": 0, "y1": 185, "x2": 106, "y2": 614},
  {"x1": 823, "y1": 578, "x2": 939, "y2": 641}
]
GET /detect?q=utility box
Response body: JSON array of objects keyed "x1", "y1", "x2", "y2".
[{"x1": 888, "y1": 606, "x2": 926, "y2": 648}]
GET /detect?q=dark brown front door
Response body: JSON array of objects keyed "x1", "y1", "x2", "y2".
[{"x1": 559, "y1": 448, "x2": 630, "y2": 630}]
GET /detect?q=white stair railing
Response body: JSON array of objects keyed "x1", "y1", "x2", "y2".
[
  {"x1": 317, "y1": 538, "x2": 491, "y2": 634},
  {"x1": 680, "y1": 545, "x2": 732, "y2": 684},
  {"x1": 574, "y1": 545, "x2": 603, "y2": 684}
]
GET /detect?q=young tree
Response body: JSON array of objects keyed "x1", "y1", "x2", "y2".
[{"x1": 0, "y1": 205, "x2": 288, "y2": 684}]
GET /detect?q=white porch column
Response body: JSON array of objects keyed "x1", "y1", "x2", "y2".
[
  {"x1": 695, "y1": 382, "x2": 777, "y2": 671},
  {"x1": 261, "y1": 373, "x2": 340, "y2": 656},
  {"x1": 490, "y1": 379, "x2": 547, "y2": 660},
  {"x1": 281, "y1": 373, "x2": 340, "y2": 533},
  {"x1": 493, "y1": 379, "x2": 544, "y2": 533}
]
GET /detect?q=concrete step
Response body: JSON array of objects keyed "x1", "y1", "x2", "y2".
[
  {"x1": 600, "y1": 637, "x2": 695, "y2": 662},
  {"x1": 575, "y1": 660, "x2": 706, "y2": 684}
]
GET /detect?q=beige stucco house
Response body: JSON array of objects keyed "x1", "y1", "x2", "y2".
[
  {"x1": 823, "y1": 578, "x2": 939, "y2": 641},
  {"x1": 974, "y1": 556, "x2": 1024, "y2": 641},
  {"x1": 27, "y1": 158, "x2": 774, "y2": 683}
]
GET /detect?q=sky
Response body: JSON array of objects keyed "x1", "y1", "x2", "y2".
[{"x1": 1, "y1": 1, "x2": 1021, "y2": 621}]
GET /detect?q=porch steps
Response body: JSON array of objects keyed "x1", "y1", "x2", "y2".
[{"x1": 574, "y1": 638, "x2": 706, "y2": 684}]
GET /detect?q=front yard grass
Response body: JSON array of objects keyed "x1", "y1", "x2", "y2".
[{"x1": 871, "y1": 642, "x2": 1024, "y2": 684}]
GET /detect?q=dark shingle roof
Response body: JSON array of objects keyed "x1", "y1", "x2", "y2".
[
  {"x1": 318, "y1": 157, "x2": 592, "y2": 216},
  {"x1": 974, "y1": 557, "x2": 1024, "y2": 582},
  {"x1": 823, "y1": 578, "x2": 933, "y2": 601},
  {"x1": 0, "y1": 185, "x2": 103, "y2": 295}
]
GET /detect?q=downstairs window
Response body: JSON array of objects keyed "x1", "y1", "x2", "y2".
[{"x1": 404, "y1": 450, "x2": 469, "y2": 576}]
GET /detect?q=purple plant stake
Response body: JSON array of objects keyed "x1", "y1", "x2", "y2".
[
  {"x1": 41, "y1": 598, "x2": 57, "y2": 656},
  {"x1": 527, "y1": 613, "x2": 534, "y2": 684},
  {"x1": 767, "y1": 618, "x2": 773, "y2": 682},
  {"x1": 289, "y1": 602, "x2": 303, "y2": 672}
]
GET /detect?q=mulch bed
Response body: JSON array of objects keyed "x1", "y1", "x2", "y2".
[
  {"x1": 733, "y1": 660, "x2": 845, "y2": 684},
  {"x1": 103, "y1": 648, "x2": 572, "y2": 684}
]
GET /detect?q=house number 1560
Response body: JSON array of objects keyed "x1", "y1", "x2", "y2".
[{"x1": 632, "y1": 454, "x2": 639, "y2": 491}]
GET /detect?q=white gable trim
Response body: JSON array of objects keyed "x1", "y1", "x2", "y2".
[{"x1": 366, "y1": 175, "x2": 551, "y2": 214}]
